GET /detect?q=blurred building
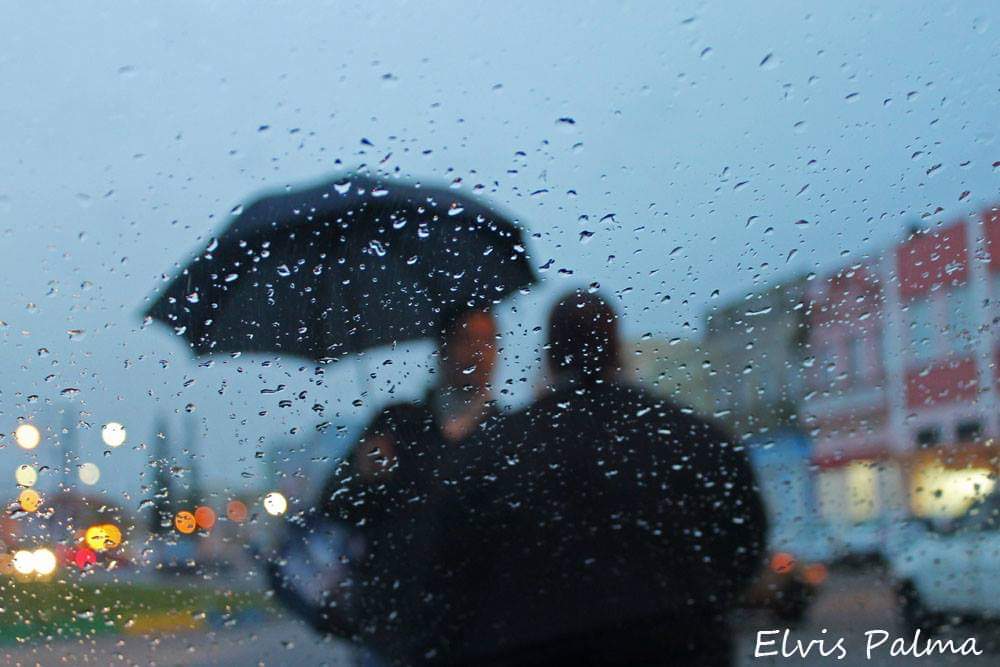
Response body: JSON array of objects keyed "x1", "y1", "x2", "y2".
[
  {"x1": 805, "y1": 206, "x2": 1000, "y2": 522},
  {"x1": 703, "y1": 275, "x2": 811, "y2": 436},
  {"x1": 628, "y1": 337, "x2": 713, "y2": 416},
  {"x1": 803, "y1": 259, "x2": 907, "y2": 527}
]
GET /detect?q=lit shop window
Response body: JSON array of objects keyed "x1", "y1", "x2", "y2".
[
  {"x1": 844, "y1": 460, "x2": 879, "y2": 523},
  {"x1": 911, "y1": 463, "x2": 996, "y2": 518}
]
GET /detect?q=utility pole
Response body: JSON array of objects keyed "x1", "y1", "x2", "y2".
[
  {"x1": 185, "y1": 416, "x2": 202, "y2": 507},
  {"x1": 149, "y1": 413, "x2": 174, "y2": 536},
  {"x1": 60, "y1": 408, "x2": 78, "y2": 493}
]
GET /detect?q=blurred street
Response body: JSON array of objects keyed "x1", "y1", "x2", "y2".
[{"x1": 0, "y1": 568, "x2": 996, "y2": 665}]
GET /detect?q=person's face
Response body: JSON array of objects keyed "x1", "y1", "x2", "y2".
[{"x1": 441, "y1": 312, "x2": 498, "y2": 390}]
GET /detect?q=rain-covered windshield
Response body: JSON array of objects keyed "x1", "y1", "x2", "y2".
[{"x1": 3, "y1": 3, "x2": 1000, "y2": 666}]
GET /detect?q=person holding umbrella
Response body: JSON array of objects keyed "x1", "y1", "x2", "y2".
[
  {"x1": 436, "y1": 290, "x2": 768, "y2": 667},
  {"x1": 318, "y1": 303, "x2": 500, "y2": 665},
  {"x1": 143, "y1": 171, "x2": 535, "y2": 665}
]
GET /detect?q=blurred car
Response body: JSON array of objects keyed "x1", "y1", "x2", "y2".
[
  {"x1": 831, "y1": 520, "x2": 885, "y2": 566},
  {"x1": 890, "y1": 492, "x2": 1000, "y2": 633},
  {"x1": 742, "y1": 550, "x2": 828, "y2": 623},
  {"x1": 150, "y1": 537, "x2": 199, "y2": 574},
  {"x1": 881, "y1": 518, "x2": 932, "y2": 560}
]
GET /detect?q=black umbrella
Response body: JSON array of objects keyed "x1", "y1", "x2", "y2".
[{"x1": 145, "y1": 172, "x2": 536, "y2": 361}]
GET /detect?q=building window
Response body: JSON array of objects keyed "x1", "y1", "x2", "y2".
[
  {"x1": 915, "y1": 426, "x2": 940, "y2": 448},
  {"x1": 956, "y1": 420, "x2": 982, "y2": 443}
]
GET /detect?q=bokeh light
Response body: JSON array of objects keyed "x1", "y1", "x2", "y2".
[
  {"x1": 19, "y1": 488, "x2": 41, "y2": 512},
  {"x1": 32, "y1": 548, "x2": 57, "y2": 576},
  {"x1": 78, "y1": 462, "x2": 100, "y2": 485},
  {"x1": 72, "y1": 546, "x2": 98, "y2": 569},
  {"x1": 101, "y1": 524, "x2": 122, "y2": 549},
  {"x1": 101, "y1": 422, "x2": 126, "y2": 448},
  {"x1": 84, "y1": 526, "x2": 104, "y2": 551},
  {"x1": 15, "y1": 464, "x2": 37, "y2": 487},
  {"x1": 12, "y1": 550, "x2": 33, "y2": 575},
  {"x1": 85, "y1": 524, "x2": 122, "y2": 552},
  {"x1": 174, "y1": 510, "x2": 196, "y2": 534},
  {"x1": 226, "y1": 500, "x2": 248, "y2": 523},
  {"x1": 263, "y1": 491, "x2": 287, "y2": 516},
  {"x1": 14, "y1": 424, "x2": 41, "y2": 450},
  {"x1": 194, "y1": 506, "x2": 216, "y2": 530}
]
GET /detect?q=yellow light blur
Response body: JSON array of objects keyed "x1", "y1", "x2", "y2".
[
  {"x1": 174, "y1": 511, "x2": 196, "y2": 534},
  {"x1": 911, "y1": 463, "x2": 996, "y2": 518},
  {"x1": 86, "y1": 524, "x2": 114, "y2": 551},
  {"x1": 19, "y1": 489, "x2": 41, "y2": 513},
  {"x1": 263, "y1": 491, "x2": 287, "y2": 516},
  {"x1": 78, "y1": 462, "x2": 100, "y2": 486},
  {"x1": 101, "y1": 422, "x2": 126, "y2": 448},
  {"x1": 12, "y1": 550, "x2": 34, "y2": 575},
  {"x1": 100, "y1": 524, "x2": 122, "y2": 549},
  {"x1": 15, "y1": 465, "x2": 37, "y2": 487},
  {"x1": 32, "y1": 548, "x2": 57, "y2": 576},
  {"x1": 14, "y1": 424, "x2": 41, "y2": 450},
  {"x1": 84, "y1": 524, "x2": 122, "y2": 551}
]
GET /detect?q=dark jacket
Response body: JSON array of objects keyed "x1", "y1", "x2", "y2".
[
  {"x1": 437, "y1": 382, "x2": 767, "y2": 666},
  {"x1": 320, "y1": 398, "x2": 497, "y2": 665}
]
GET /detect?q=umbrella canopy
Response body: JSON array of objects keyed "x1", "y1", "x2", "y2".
[{"x1": 145, "y1": 172, "x2": 536, "y2": 361}]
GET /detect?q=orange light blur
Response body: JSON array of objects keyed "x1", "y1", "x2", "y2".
[
  {"x1": 194, "y1": 506, "x2": 216, "y2": 530},
  {"x1": 101, "y1": 524, "x2": 122, "y2": 548},
  {"x1": 769, "y1": 551, "x2": 796, "y2": 575},
  {"x1": 226, "y1": 500, "x2": 248, "y2": 523},
  {"x1": 803, "y1": 563, "x2": 828, "y2": 586},
  {"x1": 18, "y1": 489, "x2": 41, "y2": 513},
  {"x1": 174, "y1": 510, "x2": 196, "y2": 534}
]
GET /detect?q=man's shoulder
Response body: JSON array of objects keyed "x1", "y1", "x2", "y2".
[{"x1": 601, "y1": 384, "x2": 734, "y2": 443}]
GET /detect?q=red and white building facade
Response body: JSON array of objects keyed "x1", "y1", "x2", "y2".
[{"x1": 805, "y1": 205, "x2": 1000, "y2": 522}]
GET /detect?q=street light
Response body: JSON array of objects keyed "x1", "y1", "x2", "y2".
[
  {"x1": 78, "y1": 462, "x2": 100, "y2": 485},
  {"x1": 263, "y1": 491, "x2": 287, "y2": 516},
  {"x1": 15, "y1": 465, "x2": 37, "y2": 487},
  {"x1": 101, "y1": 422, "x2": 126, "y2": 448},
  {"x1": 14, "y1": 424, "x2": 41, "y2": 450}
]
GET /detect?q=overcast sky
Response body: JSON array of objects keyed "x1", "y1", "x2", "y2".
[{"x1": 1, "y1": 1, "x2": 997, "y2": 503}]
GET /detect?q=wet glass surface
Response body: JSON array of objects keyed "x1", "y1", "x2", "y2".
[{"x1": 2, "y1": 2, "x2": 1000, "y2": 665}]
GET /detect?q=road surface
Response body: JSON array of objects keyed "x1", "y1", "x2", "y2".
[{"x1": 2, "y1": 570, "x2": 997, "y2": 665}]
